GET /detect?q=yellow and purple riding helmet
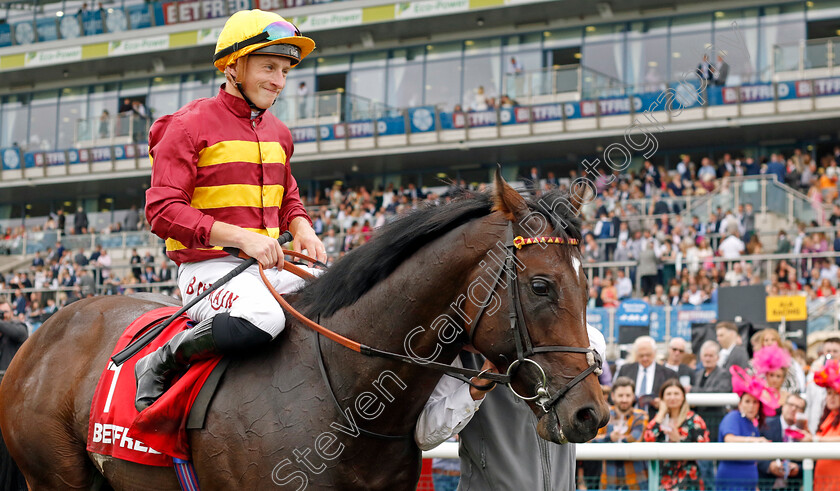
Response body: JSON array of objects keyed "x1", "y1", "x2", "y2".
[{"x1": 213, "y1": 10, "x2": 315, "y2": 72}]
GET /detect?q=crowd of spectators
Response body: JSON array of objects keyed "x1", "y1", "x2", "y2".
[
  {"x1": 579, "y1": 330, "x2": 840, "y2": 490},
  {"x1": 302, "y1": 148, "x2": 840, "y2": 310},
  {"x1": 0, "y1": 243, "x2": 175, "y2": 331}
]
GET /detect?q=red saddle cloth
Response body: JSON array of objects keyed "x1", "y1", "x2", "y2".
[{"x1": 87, "y1": 307, "x2": 221, "y2": 466}]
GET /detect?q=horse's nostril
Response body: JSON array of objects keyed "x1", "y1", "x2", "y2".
[{"x1": 575, "y1": 406, "x2": 596, "y2": 424}]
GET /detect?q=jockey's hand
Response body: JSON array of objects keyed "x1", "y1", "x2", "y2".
[
  {"x1": 469, "y1": 358, "x2": 499, "y2": 401},
  {"x1": 289, "y1": 217, "x2": 327, "y2": 265},
  {"x1": 241, "y1": 230, "x2": 285, "y2": 270}
]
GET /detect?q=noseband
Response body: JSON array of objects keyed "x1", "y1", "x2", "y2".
[{"x1": 466, "y1": 224, "x2": 603, "y2": 412}]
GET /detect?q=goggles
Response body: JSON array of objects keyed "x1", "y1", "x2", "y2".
[{"x1": 214, "y1": 20, "x2": 303, "y2": 63}]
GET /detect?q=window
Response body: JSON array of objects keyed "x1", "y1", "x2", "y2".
[{"x1": 29, "y1": 91, "x2": 58, "y2": 151}]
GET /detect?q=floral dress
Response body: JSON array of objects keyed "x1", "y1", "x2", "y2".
[{"x1": 644, "y1": 411, "x2": 710, "y2": 490}]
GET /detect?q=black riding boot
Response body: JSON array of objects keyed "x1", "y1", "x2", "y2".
[{"x1": 134, "y1": 317, "x2": 219, "y2": 412}]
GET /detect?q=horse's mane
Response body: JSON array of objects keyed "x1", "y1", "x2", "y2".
[{"x1": 297, "y1": 187, "x2": 582, "y2": 317}]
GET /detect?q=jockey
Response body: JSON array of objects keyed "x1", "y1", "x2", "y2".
[{"x1": 136, "y1": 9, "x2": 326, "y2": 411}]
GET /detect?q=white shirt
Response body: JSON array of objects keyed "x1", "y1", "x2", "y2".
[
  {"x1": 635, "y1": 362, "x2": 655, "y2": 396},
  {"x1": 718, "y1": 235, "x2": 745, "y2": 259},
  {"x1": 718, "y1": 346, "x2": 733, "y2": 368},
  {"x1": 414, "y1": 324, "x2": 606, "y2": 450},
  {"x1": 616, "y1": 277, "x2": 633, "y2": 299}
]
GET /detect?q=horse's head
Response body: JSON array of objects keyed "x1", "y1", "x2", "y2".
[{"x1": 470, "y1": 169, "x2": 609, "y2": 444}]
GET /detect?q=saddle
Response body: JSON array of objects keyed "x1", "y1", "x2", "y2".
[{"x1": 87, "y1": 307, "x2": 228, "y2": 467}]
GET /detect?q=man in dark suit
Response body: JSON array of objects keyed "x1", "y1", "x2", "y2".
[
  {"x1": 617, "y1": 336, "x2": 677, "y2": 418},
  {"x1": 758, "y1": 394, "x2": 810, "y2": 490},
  {"x1": 663, "y1": 337, "x2": 694, "y2": 388},
  {"x1": 0, "y1": 301, "x2": 28, "y2": 372},
  {"x1": 713, "y1": 55, "x2": 729, "y2": 86},
  {"x1": 716, "y1": 321, "x2": 749, "y2": 371},
  {"x1": 696, "y1": 54, "x2": 713, "y2": 82},
  {"x1": 692, "y1": 339, "x2": 732, "y2": 486}
]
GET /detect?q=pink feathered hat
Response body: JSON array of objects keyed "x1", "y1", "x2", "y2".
[
  {"x1": 730, "y1": 365, "x2": 781, "y2": 416},
  {"x1": 753, "y1": 345, "x2": 791, "y2": 376},
  {"x1": 814, "y1": 359, "x2": 840, "y2": 392}
]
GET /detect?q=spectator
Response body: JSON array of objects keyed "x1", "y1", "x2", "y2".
[
  {"x1": 718, "y1": 225, "x2": 745, "y2": 259},
  {"x1": 765, "y1": 154, "x2": 787, "y2": 183},
  {"x1": 0, "y1": 301, "x2": 28, "y2": 372},
  {"x1": 595, "y1": 377, "x2": 649, "y2": 490},
  {"x1": 76, "y1": 268, "x2": 96, "y2": 298},
  {"x1": 637, "y1": 239, "x2": 659, "y2": 296},
  {"x1": 615, "y1": 269, "x2": 633, "y2": 300},
  {"x1": 124, "y1": 205, "x2": 140, "y2": 231},
  {"x1": 717, "y1": 366, "x2": 778, "y2": 490},
  {"x1": 73, "y1": 248, "x2": 88, "y2": 267},
  {"x1": 644, "y1": 379, "x2": 709, "y2": 490},
  {"x1": 755, "y1": 328, "x2": 805, "y2": 393},
  {"x1": 617, "y1": 336, "x2": 677, "y2": 417},
  {"x1": 775, "y1": 231, "x2": 791, "y2": 254},
  {"x1": 98, "y1": 109, "x2": 111, "y2": 139},
  {"x1": 758, "y1": 394, "x2": 810, "y2": 490},
  {"x1": 810, "y1": 360, "x2": 840, "y2": 488},
  {"x1": 73, "y1": 206, "x2": 88, "y2": 235},
  {"x1": 130, "y1": 248, "x2": 142, "y2": 280},
  {"x1": 663, "y1": 337, "x2": 694, "y2": 388},
  {"x1": 716, "y1": 321, "x2": 749, "y2": 371},
  {"x1": 55, "y1": 208, "x2": 66, "y2": 233},
  {"x1": 692, "y1": 339, "x2": 732, "y2": 487}
]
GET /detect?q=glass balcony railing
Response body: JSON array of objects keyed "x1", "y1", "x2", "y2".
[
  {"x1": 75, "y1": 112, "x2": 151, "y2": 147},
  {"x1": 269, "y1": 89, "x2": 392, "y2": 126},
  {"x1": 774, "y1": 36, "x2": 839, "y2": 75}
]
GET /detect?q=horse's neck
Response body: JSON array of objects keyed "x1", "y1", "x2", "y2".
[{"x1": 322, "y1": 218, "x2": 502, "y2": 435}]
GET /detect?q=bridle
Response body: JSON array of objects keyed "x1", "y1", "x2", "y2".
[
  {"x1": 242, "y1": 222, "x2": 603, "y2": 439},
  {"x1": 463, "y1": 223, "x2": 603, "y2": 412}
]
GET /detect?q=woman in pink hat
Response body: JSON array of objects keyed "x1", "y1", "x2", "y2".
[
  {"x1": 813, "y1": 359, "x2": 840, "y2": 487},
  {"x1": 715, "y1": 365, "x2": 779, "y2": 490}
]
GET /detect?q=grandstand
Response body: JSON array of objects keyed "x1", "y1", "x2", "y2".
[{"x1": 1, "y1": 0, "x2": 840, "y2": 488}]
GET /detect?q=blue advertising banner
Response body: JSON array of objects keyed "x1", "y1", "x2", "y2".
[
  {"x1": 810, "y1": 77, "x2": 840, "y2": 97},
  {"x1": 670, "y1": 303, "x2": 717, "y2": 340},
  {"x1": 35, "y1": 17, "x2": 58, "y2": 42},
  {"x1": 0, "y1": 24, "x2": 11, "y2": 47},
  {"x1": 776, "y1": 81, "x2": 797, "y2": 100},
  {"x1": 720, "y1": 84, "x2": 776, "y2": 104},
  {"x1": 81, "y1": 11, "x2": 104, "y2": 36},
  {"x1": 442, "y1": 109, "x2": 516, "y2": 128},
  {"x1": 78, "y1": 147, "x2": 113, "y2": 162},
  {"x1": 515, "y1": 102, "x2": 578, "y2": 123},
  {"x1": 580, "y1": 97, "x2": 643, "y2": 117},
  {"x1": 408, "y1": 106, "x2": 435, "y2": 133},
  {"x1": 13, "y1": 21, "x2": 36, "y2": 45},
  {"x1": 378, "y1": 115, "x2": 405, "y2": 136},
  {"x1": 25, "y1": 151, "x2": 66, "y2": 167},
  {"x1": 151, "y1": 2, "x2": 166, "y2": 27},
  {"x1": 586, "y1": 307, "x2": 610, "y2": 339},
  {"x1": 616, "y1": 299, "x2": 651, "y2": 326},
  {"x1": 649, "y1": 306, "x2": 667, "y2": 342},
  {"x1": 291, "y1": 126, "x2": 319, "y2": 144},
  {"x1": 1, "y1": 147, "x2": 22, "y2": 170},
  {"x1": 127, "y1": 4, "x2": 153, "y2": 29}
]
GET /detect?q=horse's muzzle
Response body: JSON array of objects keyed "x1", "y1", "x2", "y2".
[{"x1": 537, "y1": 404, "x2": 603, "y2": 444}]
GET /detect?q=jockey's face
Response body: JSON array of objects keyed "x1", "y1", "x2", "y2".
[{"x1": 230, "y1": 55, "x2": 292, "y2": 110}]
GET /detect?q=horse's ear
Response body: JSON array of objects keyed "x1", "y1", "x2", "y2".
[
  {"x1": 493, "y1": 166, "x2": 528, "y2": 221},
  {"x1": 568, "y1": 178, "x2": 594, "y2": 216}
]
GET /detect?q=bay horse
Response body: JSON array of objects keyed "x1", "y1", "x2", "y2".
[{"x1": 0, "y1": 171, "x2": 608, "y2": 490}]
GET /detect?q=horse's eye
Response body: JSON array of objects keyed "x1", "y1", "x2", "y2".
[{"x1": 531, "y1": 279, "x2": 550, "y2": 296}]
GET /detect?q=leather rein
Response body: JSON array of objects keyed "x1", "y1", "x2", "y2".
[{"x1": 264, "y1": 223, "x2": 602, "y2": 426}]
